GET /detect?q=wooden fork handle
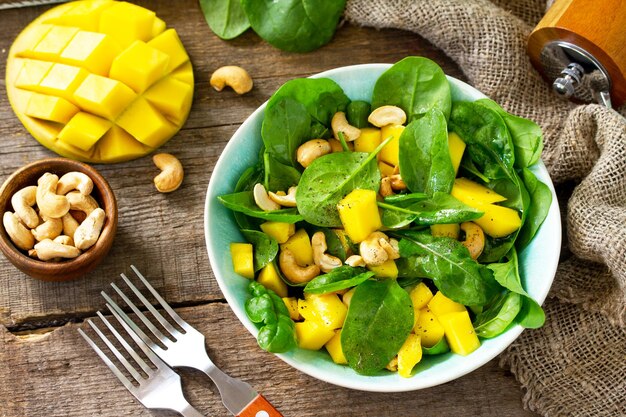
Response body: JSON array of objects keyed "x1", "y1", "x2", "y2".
[{"x1": 237, "y1": 394, "x2": 283, "y2": 417}]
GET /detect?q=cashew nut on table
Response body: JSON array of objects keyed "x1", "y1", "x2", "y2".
[{"x1": 210, "y1": 65, "x2": 253, "y2": 95}]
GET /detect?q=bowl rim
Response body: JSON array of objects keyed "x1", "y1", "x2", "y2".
[{"x1": 204, "y1": 63, "x2": 561, "y2": 392}]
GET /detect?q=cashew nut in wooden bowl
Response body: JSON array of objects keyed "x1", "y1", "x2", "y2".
[{"x1": 0, "y1": 158, "x2": 117, "y2": 281}]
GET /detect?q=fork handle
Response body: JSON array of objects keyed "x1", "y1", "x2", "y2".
[{"x1": 237, "y1": 394, "x2": 283, "y2": 417}]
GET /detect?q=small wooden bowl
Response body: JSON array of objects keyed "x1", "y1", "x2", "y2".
[{"x1": 0, "y1": 158, "x2": 118, "y2": 281}]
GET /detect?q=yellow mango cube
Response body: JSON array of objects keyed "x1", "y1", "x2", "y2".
[
  {"x1": 448, "y1": 132, "x2": 466, "y2": 175},
  {"x1": 438, "y1": 311, "x2": 480, "y2": 356},
  {"x1": 151, "y1": 17, "x2": 166, "y2": 38},
  {"x1": 148, "y1": 29, "x2": 190, "y2": 72},
  {"x1": 230, "y1": 242, "x2": 254, "y2": 279},
  {"x1": 295, "y1": 320, "x2": 336, "y2": 351},
  {"x1": 303, "y1": 293, "x2": 348, "y2": 329},
  {"x1": 337, "y1": 189, "x2": 382, "y2": 243},
  {"x1": 378, "y1": 161, "x2": 395, "y2": 178},
  {"x1": 58, "y1": 112, "x2": 111, "y2": 151},
  {"x1": 45, "y1": 0, "x2": 113, "y2": 31},
  {"x1": 415, "y1": 308, "x2": 445, "y2": 348},
  {"x1": 257, "y1": 263, "x2": 288, "y2": 298},
  {"x1": 25, "y1": 93, "x2": 78, "y2": 124},
  {"x1": 171, "y1": 61, "x2": 194, "y2": 86},
  {"x1": 367, "y1": 259, "x2": 398, "y2": 279},
  {"x1": 31, "y1": 26, "x2": 79, "y2": 60},
  {"x1": 342, "y1": 287, "x2": 356, "y2": 308},
  {"x1": 282, "y1": 297, "x2": 300, "y2": 321},
  {"x1": 14, "y1": 24, "x2": 52, "y2": 58},
  {"x1": 325, "y1": 330, "x2": 348, "y2": 365},
  {"x1": 451, "y1": 178, "x2": 506, "y2": 204},
  {"x1": 144, "y1": 76, "x2": 193, "y2": 125},
  {"x1": 397, "y1": 333, "x2": 422, "y2": 378},
  {"x1": 99, "y1": 2, "x2": 156, "y2": 46},
  {"x1": 260, "y1": 221, "x2": 295, "y2": 244},
  {"x1": 428, "y1": 291, "x2": 467, "y2": 318},
  {"x1": 96, "y1": 126, "x2": 149, "y2": 163},
  {"x1": 280, "y1": 229, "x2": 313, "y2": 266},
  {"x1": 54, "y1": 137, "x2": 96, "y2": 161},
  {"x1": 452, "y1": 192, "x2": 521, "y2": 238},
  {"x1": 110, "y1": 41, "x2": 170, "y2": 93},
  {"x1": 430, "y1": 223, "x2": 461, "y2": 239},
  {"x1": 410, "y1": 282, "x2": 434, "y2": 311},
  {"x1": 73, "y1": 74, "x2": 137, "y2": 120},
  {"x1": 116, "y1": 97, "x2": 175, "y2": 148},
  {"x1": 354, "y1": 127, "x2": 381, "y2": 153},
  {"x1": 60, "y1": 31, "x2": 121, "y2": 76},
  {"x1": 379, "y1": 124, "x2": 404, "y2": 166},
  {"x1": 37, "y1": 63, "x2": 89, "y2": 103},
  {"x1": 14, "y1": 60, "x2": 53, "y2": 90}
]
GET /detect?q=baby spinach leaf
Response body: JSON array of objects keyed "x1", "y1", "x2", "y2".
[
  {"x1": 310, "y1": 121, "x2": 331, "y2": 139},
  {"x1": 218, "y1": 191, "x2": 303, "y2": 223},
  {"x1": 379, "y1": 192, "x2": 483, "y2": 228},
  {"x1": 383, "y1": 192, "x2": 429, "y2": 204},
  {"x1": 232, "y1": 164, "x2": 264, "y2": 230},
  {"x1": 241, "y1": 0, "x2": 346, "y2": 53},
  {"x1": 473, "y1": 291, "x2": 522, "y2": 338},
  {"x1": 241, "y1": 229, "x2": 278, "y2": 271},
  {"x1": 261, "y1": 96, "x2": 311, "y2": 166},
  {"x1": 516, "y1": 168, "x2": 552, "y2": 250},
  {"x1": 199, "y1": 0, "x2": 250, "y2": 40},
  {"x1": 399, "y1": 108, "x2": 455, "y2": 195},
  {"x1": 395, "y1": 230, "x2": 499, "y2": 306},
  {"x1": 304, "y1": 266, "x2": 374, "y2": 294},
  {"x1": 371, "y1": 56, "x2": 451, "y2": 121},
  {"x1": 347, "y1": 100, "x2": 371, "y2": 128},
  {"x1": 341, "y1": 279, "x2": 414, "y2": 375},
  {"x1": 245, "y1": 281, "x2": 297, "y2": 353},
  {"x1": 422, "y1": 337, "x2": 450, "y2": 355},
  {"x1": 321, "y1": 228, "x2": 347, "y2": 261},
  {"x1": 263, "y1": 151, "x2": 301, "y2": 192}
]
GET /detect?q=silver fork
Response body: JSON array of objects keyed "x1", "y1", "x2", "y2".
[
  {"x1": 102, "y1": 265, "x2": 282, "y2": 417},
  {"x1": 78, "y1": 311, "x2": 203, "y2": 417}
]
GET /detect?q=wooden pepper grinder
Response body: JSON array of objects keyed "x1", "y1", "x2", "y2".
[{"x1": 527, "y1": 0, "x2": 626, "y2": 108}]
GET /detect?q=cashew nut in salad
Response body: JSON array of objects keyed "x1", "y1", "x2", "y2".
[
  {"x1": 53, "y1": 235, "x2": 74, "y2": 247},
  {"x1": 331, "y1": 111, "x2": 361, "y2": 142},
  {"x1": 61, "y1": 213, "x2": 80, "y2": 240},
  {"x1": 460, "y1": 222, "x2": 485, "y2": 260},
  {"x1": 279, "y1": 248, "x2": 320, "y2": 284},
  {"x1": 380, "y1": 237, "x2": 400, "y2": 260},
  {"x1": 31, "y1": 215, "x2": 62, "y2": 242},
  {"x1": 380, "y1": 176, "x2": 394, "y2": 197},
  {"x1": 253, "y1": 183, "x2": 281, "y2": 211},
  {"x1": 345, "y1": 254, "x2": 366, "y2": 267},
  {"x1": 3, "y1": 211, "x2": 35, "y2": 250},
  {"x1": 268, "y1": 186, "x2": 297, "y2": 207},
  {"x1": 56, "y1": 172, "x2": 93, "y2": 195},
  {"x1": 74, "y1": 208, "x2": 106, "y2": 250},
  {"x1": 368, "y1": 105, "x2": 407, "y2": 127},
  {"x1": 210, "y1": 65, "x2": 253, "y2": 95},
  {"x1": 66, "y1": 191, "x2": 98, "y2": 216},
  {"x1": 296, "y1": 139, "x2": 331, "y2": 168},
  {"x1": 312, "y1": 231, "x2": 342, "y2": 273},
  {"x1": 359, "y1": 231, "x2": 395, "y2": 266},
  {"x1": 11, "y1": 186, "x2": 39, "y2": 229},
  {"x1": 33, "y1": 239, "x2": 80, "y2": 261},
  {"x1": 153, "y1": 153, "x2": 184, "y2": 193},
  {"x1": 36, "y1": 173, "x2": 70, "y2": 219},
  {"x1": 389, "y1": 174, "x2": 407, "y2": 191}
]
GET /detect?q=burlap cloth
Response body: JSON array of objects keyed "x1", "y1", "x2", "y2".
[{"x1": 344, "y1": 1, "x2": 626, "y2": 415}]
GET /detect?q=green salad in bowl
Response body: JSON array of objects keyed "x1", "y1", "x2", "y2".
[{"x1": 205, "y1": 57, "x2": 560, "y2": 391}]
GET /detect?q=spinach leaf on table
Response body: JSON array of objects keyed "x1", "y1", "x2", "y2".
[
  {"x1": 516, "y1": 168, "x2": 552, "y2": 250},
  {"x1": 263, "y1": 151, "x2": 301, "y2": 192},
  {"x1": 199, "y1": 0, "x2": 250, "y2": 40},
  {"x1": 218, "y1": 191, "x2": 303, "y2": 223},
  {"x1": 261, "y1": 96, "x2": 311, "y2": 166},
  {"x1": 241, "y1": 229, "x2": 278, "y2": 271},
  {"x1": 304, "y1": 266, "x2": 374, "y2": 294},
  {"x1": 399, "y1": 108, "x2": 455, "y2": 195},
  {"x1": 341, "y1": 279, "x2": 414, "y2": 375},
  {"x1": 371, "y1": 56, "x2": 451, "y2": 121},
  {"x1": 473, "y1": 291, "x2": 522, "y2": 338}
]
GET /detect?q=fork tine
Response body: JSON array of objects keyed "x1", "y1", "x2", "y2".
[
  {"x1": 130, "y1": 265, "x2": 187, "y2": 328},
  {"x1": 78, "y1": 328, "x2": 136, "y2": 393}
]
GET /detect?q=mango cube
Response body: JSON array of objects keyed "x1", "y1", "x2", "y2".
[
  {"x1": 415, "y1": 308, "x2": 445, "y2": 348},
  {"x1": 430, "y1": 223, "x2": 461, "y2": 239},
  {"x1": 96, "y1": 126, "x2": 149, "y2": 163},
  {"x1": 110, "y1": 41, "x2": 170, "y2": 93},
  {"x1": 378, "y1": 161, "x2": 395, "y2": 178},
  {"x1": 151, "y1": 17, "x2": 166, "y2": 38},
  {"x1": 14, "y1": 24, "x2": 52, "y2": 58},
  {"x1": 295, "y1": 320, "x2": 336, "y2": 351},
  {"x1": 31, "y1": 26, "x2": 79, "y2": 61},
  {"x1": 354, "y1": 127, "x2": 381, "y2": 153},
  {"x1": 280, "y1": 229, "x2": 313, "y2": 266},
  {"x1": 448, "y1": 132, "x2": 466, "y2": 175},
  {"x1": 438, "y1": 311, "x2": 480, "y2": 356},
  {"x1": 54, "y1": 137, "x2": 96, "y2": 160},
  {"x1": 45, "y1": 0, "x2": 113, "y2": 31},
  {"x1": 73, "y1": 74, "x2": 137, "y2": 120},
  {"x1": 428, "y1": 292, "x2": 467, "y2": 318},
  {"x1": 302, "y1": 293, "x2": 348, "y2": 329},
  {"x1": 60, "y1": 31, "x2": 121, "y2": 76},
  {"x1": 379, "y1": 124, "x2": 404, "y2": 166},
  {"x1": 144, "y1": 76, "x2": 193, "y2": 125},
  {"x1": 337, "y1": 189, "x2": 382, "y2": 243},
  {"x1": 230, "y1": 242, "x2": 254, "y2": 279},
  {"x1": 36, "y1": 63, "x2": 89, "y2": 103},
  {"x1": 116, "y1": 97, "x2": 175, "y2": 148},
  {"x1": 282, "y1": 297, "x2": 300, "y2": 321},
  {"x1": 99, "y1": 2, "x2": 156, "y2": 46},
  {"x1": 25, "y1": 93, "x2": 79, "y2": 124},
  {"x1": 58, "y1": 112, "x2": 111, "y2": 151},
  {"x1": 451, "y1": 193, "x2": 521, "y2": 238},
  {"x1": 257, "y1": 262, "x2": 288, "y2": 298},
  {"x1": 367, "y1": 259, "x2": 398, "y2": 279},
  {"x1": 342, "y1": 287, "x2": 356, "y2": 308},
  {"x1": 325, "y1": 330, "x2": 348, "y2": 365},
  {"x1": 397, "y1": 333, "x2": 422, "y2": 378},
  {"x1": 171, "y1": 61, "x2": 194, "y2": 86},
  {"x1": 14, "y1": 60, "x2": 53, "y2": 90},
  {"x1": 451, "y1": 178, "x2": 506, "y2": 204},
  {"x1": 148, "y1": 29, "x2": 189, "y2": 72},
  {"x1": 260, "y1": 221, "x2": 295, "y2": 244},
  {"x1": 410, "y1": 282, "x2": 434, "y2": 311}
]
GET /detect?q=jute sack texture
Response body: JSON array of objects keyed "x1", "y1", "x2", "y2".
[{"x1": 344, "y1": 1, "x2": 625, "y2": 416}]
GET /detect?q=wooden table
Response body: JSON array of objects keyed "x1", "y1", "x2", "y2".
[{"x1": 0, "y1": 1, "x2": 539, "y2": 416}]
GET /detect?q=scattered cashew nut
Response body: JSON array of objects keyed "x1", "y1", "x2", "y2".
[
  {"x1": 36, "y1": 173, "x2": 70, "y2": 219},
  {"x1": 268, "y1": 186, "x2": 297, "y2": 207},
  {"x1": 3, "y1": 211, "x2": 34, "y2": 250},
  {"x1": 460, "y1": 222, "x2": 485, "y2": 260},
  {"x1": 345, "y1": 254, "x2": 366, "y2": 267},
  {"x1": 31, "y1": 215, "x2": 63, "y2": 242},
  {"x1": 279, "y1": 248, "x2": 320, "y2": 284},
  {"x1": 253, "y1": 183, "x2": 281, "y2": 211},
  {"x1": 368, "y1": 105, "x2": 407, "y2": 127},
  {"x1": 66, "y1": 191, "x2": 98, "y2": 216},
  {"x1": 61, "y1": 213, "x2": 80, "y2": 240},
  {"x1": 33, "y1": 239, "x2": 80, "y2": 261},
  {"x1": 74, "y1": 208, "x2": 106, "y2": 250},
  {"x1": 312, "y1": 231, "x2": 342, "y2": 273},
  {"x1": 56, "y1": 172, "x2": 93, "y2": 195},
  {"x1": 210, "y1": 65, "x2": 253, "y2": 95},
  {"x1": 359, "y1": 231, "x2": 394, "y2": 266},
  {"x1": 331, "y1": 111, "x2": 361, "y2": 142},
  {"x1": 11, "y1": 186, "x2": 39, "y2": 229},
  {"x1": 153, "y1": 153, "x2": 184, "y2": 193},
  {"x1": 296, "y1": 139, "x2": 331, "y2": 168}
]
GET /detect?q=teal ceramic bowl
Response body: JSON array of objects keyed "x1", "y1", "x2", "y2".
[{"x1": 204, "y1": 64, "x2": 561, "y2": 392}]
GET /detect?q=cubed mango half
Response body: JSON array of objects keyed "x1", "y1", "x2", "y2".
[{"x1": 110, "y1": 41, "x2": 170, "y2": 93}]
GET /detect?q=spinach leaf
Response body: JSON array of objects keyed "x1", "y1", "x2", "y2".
[
  {"x1": 399, "y1": 108, "x2": 455, "y2": 194},
  {"x1": 218, "y1": 191, "x2": 303, "y2": 223},
  {"x1": 371, "y1": 56, "x2": 451, "y2": 121},
  {"x1": 379, "y1": 192, "x2": 483, "y2": 228},
  {"x1": 347, "y1": 100, "x2": 371, "y2": 128},
  {"x1": 476, "y1": 99, "x2": 543, "y2": 169},
  {"x1": 516, "y1": 168, "x2": 552, "y2": 249},
  {"x1": 241, "y1": 0, "x2": 346, "y2": 53},
  {"x1": 304, "y1": 266, "x2": 374, "y2": 294},
  {"x1": 473, "y1": 291, "x2": 522, "y2": 338},
  {"x1": 261, "y1": 96, "x2": 311, "y2": 166},
  {"x1": 263, "y1": 151, "x2": 301, "y2": 192},
  {"x1": 395, "y1": 230, "x2": 499, "y2": 306},
  {"x1": 245, "y1": 281, "x2": 297, "y2": 353},
  {"x1": 310, "y1": 121, "x2": 331, "y2": 139},
  {"x1": 199, "y1": 0, "x2": 250, "y2": 40},
  {"x1": 341, "y1": 279, "x2": 414, "y2": 375},
  {"x1": 321, "y1": 228, "x2": 347, "y2": 261},
  {"x1": 422, "y1": 336, "x2": 450, "y2": 355},
  {"x1": 296, "y1": 150, "x2": 381, "y2": 227},
  {"x1": 241, "y1": 229, "x2": 278, "y2": 271},
  {"x1": 232, "y1": 164, "x2": 264, "y2": 230},
  {"x1": 459, "y1": 156, "x2": 491, "y2": 183},
  {"x1": 383, "y1": 192, "x2": 429, "y2": 204}
]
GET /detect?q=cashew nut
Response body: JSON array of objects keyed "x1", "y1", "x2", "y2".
[
  {"x1": 153, "y1": 153, "x2": 184, "y2": 193},
  {"x1": 331, "y1": 112, "x2": 361, "y2": 142},
  {"x1": 368, "y1": 105, "x2": 407, "y2": 127},
  {"x1": 74, "y1": 207, "x2": 106, "y2": 250},
  {"x1": 53, "y1": 235, "x2": 74, "y2": 247},
  {"x1": 279, "y1": 248, "x2": 320, "y2": 284},
  {"x1": 359, "y1": 231, "x2": 394, "y2": 266},
  {"x1": 31, "y1": 215, "x2": 63, "y2": 242},
  {"x1": 296, "y1": 139, "x2": 331, "y2": 168},
  {"x1": 460, "y1": 222, "x2": 485, "y2": 260},
  {"x1": 11, "y1": 186, "x2": 39, "y2": 229},
  {"x1": 345, "y1": 255, "x2": 366, "y2": 267},
  {"x1": 380, "y1": 237, "x2": 400, "y2": 260},
  {"x1": 253, "y1": 183, "x2": 281, "y2": 211},
  {"x1": 61, "y1": 213, "x2": 80, "y2": 240},
  {"x1": 389, "y1": 174, "x2": 407, "y2": 191},
  {"x1": 56, "y1": 172, "x2": 93, "y2": 195},
  {"x1": 210, "y1": 65, "x2": 253, "y2": 95},
  {"x1": 312, "y1": 231, "x2": 342, "y2": 273},
  {"x1": 380, "y1": 177, "x2": 394, "y2": 197},
  {"x1": 66, "y1": 191, "x2": 99, "y2": 216},
  {"x1": 268, "y1": 186, "x2": 297, "y2": 207},
  {"x1": 33, "y1": 239, "x2": 80, "y2": 261},
  {"x1": 3, "y1": 211, "x2": 35, "y2": 250},
  {"x1": 36, "y1": 173, "x2": 70, "y2": 219}
]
